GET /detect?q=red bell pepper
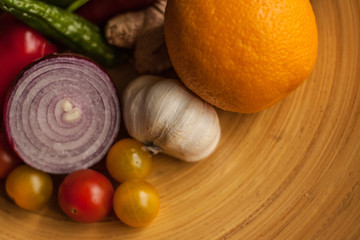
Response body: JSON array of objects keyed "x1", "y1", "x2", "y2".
[
  {"x1": 0, "y1": 14, "x2": 57, "y2": 111},
  {"x1": 76, "y1": 0, "x2": 156, "y2": 25}
]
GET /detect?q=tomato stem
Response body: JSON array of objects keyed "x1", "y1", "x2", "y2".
[{"x1": 142, "y1": 145, "x2": 162, "y2": 155}]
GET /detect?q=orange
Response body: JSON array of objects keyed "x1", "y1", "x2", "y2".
[{"x1": 164, "y1": 0, "x2": 318, "y2": 113}]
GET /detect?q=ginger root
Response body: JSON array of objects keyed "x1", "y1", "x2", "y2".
[{"x1": 105, "y1": 0, "x2": 171, "y2": 74}]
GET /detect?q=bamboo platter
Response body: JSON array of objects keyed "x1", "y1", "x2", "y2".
[{"x1": 0, "y1": 0, "x2": 359, "y2": 239}]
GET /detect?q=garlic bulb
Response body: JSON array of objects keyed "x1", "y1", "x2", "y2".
[{"x1": 122, "y1": 75, "x2": 221, "y2": 162}]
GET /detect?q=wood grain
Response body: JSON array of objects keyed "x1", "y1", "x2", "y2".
[{"x1": 0, "y1": 0, "x2": 359, "y2": 239}]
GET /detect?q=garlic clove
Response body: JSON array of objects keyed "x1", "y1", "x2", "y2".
[{"x1": 122, "y1": 75, "x2": 221, "y2": 162}]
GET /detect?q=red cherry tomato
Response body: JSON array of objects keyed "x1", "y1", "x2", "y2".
[
  {"x1": 58, "y1": 169, "x2": 114, "y2": 223},
  {"x1": 0, "y1": 14, "x2": 56, "y2": 110},
  {"x1": 0, "y1": 130, "x2": 22, "y2": 179}
]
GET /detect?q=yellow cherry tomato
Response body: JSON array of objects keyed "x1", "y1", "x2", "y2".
[
  {"x1": 113, "y1": 180, "x2": 160, "y2": 227},
  {"x1": 5, "y1": 165, "x2": 53, "y2": 210},
  {"x1": 106, "y1": 138, "x2": 152, "y2": 182}
]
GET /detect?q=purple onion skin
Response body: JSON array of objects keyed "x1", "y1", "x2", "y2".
[{"x1": 3, "y1": 53, "x2": 121, "y2": 174}]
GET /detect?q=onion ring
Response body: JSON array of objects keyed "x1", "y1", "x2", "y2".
[{"x1": 4, "y1": 54, "x2": 120, "y2": 174}]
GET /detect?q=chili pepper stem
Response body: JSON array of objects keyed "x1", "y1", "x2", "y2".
[{"x1": 66, "y1": 0, "x2": 89, "y2": 12}]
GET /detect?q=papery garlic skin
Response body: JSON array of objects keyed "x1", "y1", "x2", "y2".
[{"x1": 122, "y1": 75, "x2": 221, "y2": 162}]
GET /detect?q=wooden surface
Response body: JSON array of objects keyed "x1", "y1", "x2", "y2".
[{"x1": 0, "y1": 0, "x2": 360, "y2": 239}]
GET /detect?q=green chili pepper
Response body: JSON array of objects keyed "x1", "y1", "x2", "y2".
[{"x1": 0, "y1": 0, "x2": 119, "y2": 67}]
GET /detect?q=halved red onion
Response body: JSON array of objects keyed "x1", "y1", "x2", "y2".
[{"x1": 3, "y1": 54, "x2": 120, "y2": 174}]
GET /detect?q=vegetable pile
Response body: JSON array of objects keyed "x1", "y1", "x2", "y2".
[{"x1": 0, "y1": 0, "x2": 220, "y2": 227}]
